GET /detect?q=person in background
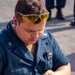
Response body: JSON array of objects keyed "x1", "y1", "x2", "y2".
[
  {"x1": 45, "y1": 0, "x2": 66, "y2": 20},
  {"x1": 0, "y1": 0, "x2": 71, "y2": 75},
  {"x1": 70, "y1": 0, "x2": 75, "y2": 26}
]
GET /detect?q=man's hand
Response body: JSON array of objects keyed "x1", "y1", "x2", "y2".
[{"x1": 44, "y1": 70, "x2": 55, "y2": 75}]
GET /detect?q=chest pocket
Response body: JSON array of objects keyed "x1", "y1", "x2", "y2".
[
  {"x1": 11, "y1": 68, "x2": 30, "y2": 75},
  {"x1": 42, "y1": 38, "x2": 53, "y2": 70},
  {"x1": 46, "y1": 50, "x2": 53, "y2": 70},
  {"x1": 37, "y1": 50, "x2": 53, "y2": 74},
  {"x1": 37, "y1": 37, "x2": 53, "y2": 74}
]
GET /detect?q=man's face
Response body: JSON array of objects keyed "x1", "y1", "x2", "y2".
[{"x1": 14, "y1": 21, "x2": 46, "y2": 45}]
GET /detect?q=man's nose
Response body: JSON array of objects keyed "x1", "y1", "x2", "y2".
[{"x1": 31, "y1": 31, "x2": 39, "y2": 38}]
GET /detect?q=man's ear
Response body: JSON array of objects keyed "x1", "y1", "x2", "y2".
[{"x1": 13, "y1": 16, "x2": 18, "y2": 25}]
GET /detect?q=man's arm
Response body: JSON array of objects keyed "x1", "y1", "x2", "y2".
[
  {"x1": 44, "y1": 63, "x2": 71, "y2": 75},
  {"x1": 54, "y1": 63, "x2": 71, "y2": 75}
]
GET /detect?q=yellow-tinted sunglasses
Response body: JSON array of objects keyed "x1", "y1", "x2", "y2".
[{"x1": 16, "y1": 12, "x2": 49, "y2": 22}]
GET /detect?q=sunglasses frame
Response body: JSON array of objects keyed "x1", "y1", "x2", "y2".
[{"x1": 16, "y1": 12, "x2": 49, "y2": 22}]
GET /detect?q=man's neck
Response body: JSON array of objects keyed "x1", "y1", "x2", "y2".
[{"x1": 26, "y1": 44, "x2": 36, "y2": 57}]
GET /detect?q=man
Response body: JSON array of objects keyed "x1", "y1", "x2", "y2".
[
  {"x1": 45, "y1": 0, "x2": 66, "y2": 20},
  {"x1": 0, "y1": 0, "x2": 71, "y2": 75}
]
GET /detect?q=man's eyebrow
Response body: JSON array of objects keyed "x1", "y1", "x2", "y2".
[{"x1": 24, "y1": 28, "x2": 44, "y2": 32}]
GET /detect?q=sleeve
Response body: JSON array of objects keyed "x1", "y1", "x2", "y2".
[
  {"x1": 0, "y1": 41, "x2": 6, "y2": 74},
  {"x1": 51, "y1": 35, "x2": 69, "y2": 71}
]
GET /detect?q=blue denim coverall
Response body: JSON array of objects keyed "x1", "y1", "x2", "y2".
[{"x1": 0, "y1": 21, "x2": 69, "y2": 75}]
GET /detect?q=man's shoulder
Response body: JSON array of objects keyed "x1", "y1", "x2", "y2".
[
  {"x1": 41, "y1": 30, "x2": 54, "y2": 40},
  {"x1": 0, "y1": 29, "x2": 5, "y2": 40},
  {"x1": 0, "y1": 29, "x2": 9, "y2": 44},
  {"x1": 40, "y1": 30, "x2": 57, "y2": 46}
]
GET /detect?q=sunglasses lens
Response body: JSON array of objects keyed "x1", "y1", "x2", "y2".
[
  {"x1": 17, "y1": 12, "x2": 49, "y2": 22},
  {"x1": 23, "y1": 15, "x2": 38, "y2": 22},
  {"x1": 41, "y1": 14, "x2": 49, "y2": 22}
]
